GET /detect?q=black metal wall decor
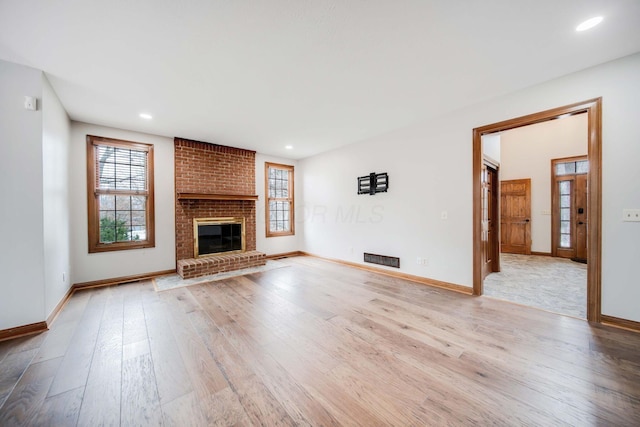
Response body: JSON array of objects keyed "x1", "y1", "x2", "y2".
[{"x1": 357, "y1": 172, "x2": 389, "y2": 195}]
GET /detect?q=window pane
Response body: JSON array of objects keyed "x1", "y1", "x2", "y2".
[
  {"x1": 115, "y1": 195, "x2": 131, "y2": 210},
  {"x1": 100, "y1": 194, "x2": 115, "y2": 210},
  {"x1": 561, "y1": 208, "x2": 571, "y2": 221},
  {"x1": 268, "y1": 177, "x2": 276, "y2": 198},
  {"x1": 560, "y1": 234, "x2": 571, "y2": 248},
  {"x1": 556, "y1": 162, "x2": 576, "y2": 176},
  {"x1": 98, "y1": 146, "x2": 147, "y2": 191},
  {"x1": 269, "y1": 201, "x2": 290, "y2": 232},
  {"x1": 560, "y1": 221, "x2": 570, "y2": 234},
  {"x1": 130, "y1": 150, "x2": 146, "y2": 166},
  {"x1": 131, "y1": 196, "x2": 146, "y2": 210},
  {"x1": 131, "y1": 211, "x2": 146, "y2": 227},
  {"x1": 130, "y1": 226, "x2": 146, "y2": 241},
  {"x1": 99, "y1": 210, "x2": 118, "y2": 243},
  {"x1": 98, "y1": 195, "x2": 148, "y2": 243},
  {"x1": 559, "y1": 181, "x2": 570, "y2": 195},
  {"x1": 576, "y1": 160, "x2": 589, "y2": 174},
  {"x1": 560, "y1": 195, "x2": 571, "y2": 208}
]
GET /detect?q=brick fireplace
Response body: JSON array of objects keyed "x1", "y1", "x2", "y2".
[{"x1": 174, "y1": 138, "x2": 265, "y2": 279}]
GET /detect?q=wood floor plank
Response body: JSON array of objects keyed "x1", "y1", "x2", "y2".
[
  {"x1": 0, "y1": 376, "x2": 54, "y2": 426},
  {"x1": 160, "y1": 390, "x2": 210, "y2": 426},
  {"x1": 0, "y1": 333, "x2": 47, "y2": 365},
  {"x1": 121, "y1": 353, "x2": 163, "y2": 426},
  {"x1": 76, "y1": 287, "x2": 124, "y2": 427},
  {"x1": 142, "y1": 295, "x2": 193, "y2": 405},
  {"x1": 32, "y1": 321, "x2": 80, "y2": 365},
  {"x1": 47, "y1": 290, "x2": 106, "y2": 397},
  {"x1": 187, "y1": 308, "x2": 256, "y2": 383},
  {"x1": 0, "y1": 348, "x2": 38, "y2": 409},
  {"x1": 122, "y1": 284, "x2": 149, "y2": 346},
  {"x1": 159, "y1": 288, "x2": 230, "y2": 399},
  {"x1": 33, "y1": 386, "x2": 84, "y2": 426},
  {"x1": 263, "y1": 339, "x2": 390, "y2": 426},
  {"x1": 0, "y1": 355, "x2": 64, "y2": 423},
  {"x1": 247, "y1": 351, "x2": 342, "y2": 426}
]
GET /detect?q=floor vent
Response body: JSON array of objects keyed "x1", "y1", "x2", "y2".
[{"x1": 364, "y1": 253, "x2": 400, "y2": 268}]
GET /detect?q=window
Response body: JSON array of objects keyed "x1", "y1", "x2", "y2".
[
  {"x1": 87, "y1": 135, "x2": 155, "y2": 253},
  {"x1": 265, "y1": 162, "x2": 294, "y2": 237}
]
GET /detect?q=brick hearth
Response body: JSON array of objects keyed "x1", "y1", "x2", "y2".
[
  {"x1": 177, "y1": 250, "x2": 266, "y2": 279},
  {"x1": 174, "y1": 138, "x2": 265, "y2": 278}
]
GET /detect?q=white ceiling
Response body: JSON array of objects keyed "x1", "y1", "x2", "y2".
[{"x1": 1, "y1": 1, "x2": 639, "y2": 159}]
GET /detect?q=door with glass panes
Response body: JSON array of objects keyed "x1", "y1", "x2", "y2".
[{"x1": 552, "y1": 156, "x2": 588, "y2": 262}]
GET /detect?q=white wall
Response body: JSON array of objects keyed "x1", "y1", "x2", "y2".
[
  {"x1": 300, "y1": 52, "x2": 640, "y2": 322},
  {"x1": 255, "y1": 154, "x2": 301, "y2": 255},
  {"x1": 69, "y1": 123, "x2": 176, "y2": 284},
  {"x1": 482, "y1": 133, "x2": 501, "y2": 163},
  {"x1": 0, "y1": 60, "x2": 46, "y2": 329},
  {"x1": 500, "y1": 114, "x2": 587, "y2": 253},
  {"x1": 42, "y1": 74, "x2": 72, "y2": 317}
]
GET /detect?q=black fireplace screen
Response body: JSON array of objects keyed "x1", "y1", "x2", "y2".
[{"x1": 197, "y1": 223, "x2": 242, "y2": 256}]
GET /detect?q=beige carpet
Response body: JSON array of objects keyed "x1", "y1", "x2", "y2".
[{"x1": 484, "y1": 254, "x2": 587, "y2": 318}]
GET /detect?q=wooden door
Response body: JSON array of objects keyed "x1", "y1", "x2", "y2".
[
  {"x1": 552, "y1": 156, "x2": 588, "y2": 261},
  {"x1": 482, "y1": 163, "x2": 500, "y2": 279},
  {"x1": 500, "y1": 179, "x2": 531, "y2": 254},
  {"x1": 575, "y1": 174, "x2": 588, "y2": 261}
]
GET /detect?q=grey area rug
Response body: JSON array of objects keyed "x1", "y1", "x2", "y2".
[
  {"x1": 484, "y1": 254, "x2": 587, "y2": 319},
  {"x1": 153, "y1": 260, "x2": 288, "y2": 292}
]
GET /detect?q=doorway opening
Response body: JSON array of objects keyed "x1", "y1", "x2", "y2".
[{"x1": 472, "y1": 98, "x2": 602, "y2": 322}]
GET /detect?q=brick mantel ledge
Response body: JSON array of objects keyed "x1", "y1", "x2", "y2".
[
  {"x1": 177, "y1": 250, "x2": 266, "y2": 279},
  {"x1": 177, "y1": 193, "x2": 259, "y2": 201}
]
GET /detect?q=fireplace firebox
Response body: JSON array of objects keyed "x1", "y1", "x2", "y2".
[{"x1": 194, "y1": 217, "x2": 245, "y2": 257}]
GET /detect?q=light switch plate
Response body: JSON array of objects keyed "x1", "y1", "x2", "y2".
[{"x1": 623, "y1": 209, "x2": 640, "y2": 222}]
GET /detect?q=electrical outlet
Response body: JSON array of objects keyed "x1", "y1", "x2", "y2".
[
  {"x1": 24, "y1": 96, "x2": 37, "y2": 111},
  {"x1": 416, "y1": 256, "x2": 422, "y2": 265},
  {"x1": 623, "y1": 209, "x2": 640, "y2": 222},
  {"x1": 422, "y1": 257, "x2": 429, "y2": 266},
  {"x1": 62, "y1": 272, "x2": 66, "y2": 282},
  {"x1": 441, "y1": 211, "x2": 448, "y2": 220}
]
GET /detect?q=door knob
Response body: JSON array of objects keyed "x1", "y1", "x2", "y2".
[{"x1": 525, "y1": 219, "x2": 530, "y2": 222}]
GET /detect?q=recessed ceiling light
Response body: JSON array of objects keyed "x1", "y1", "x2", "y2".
[
  {"x1": 285, "y1": 145, "x2": 293, "y2": 149},
  {"x1": 139, "y1": 113, "x2": 153, "y2": 119},
  {"x1": 576, "y1": 16, "x2": 603, "y2": 32}
]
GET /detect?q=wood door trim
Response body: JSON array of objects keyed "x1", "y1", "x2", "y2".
[{"x1": 472, "y1": 98, "x2": 602, "y2": 323}]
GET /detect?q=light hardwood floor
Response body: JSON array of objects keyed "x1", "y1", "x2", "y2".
[{"x1": 1, "y1": 256, "x2": 639, "y2": 426}]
